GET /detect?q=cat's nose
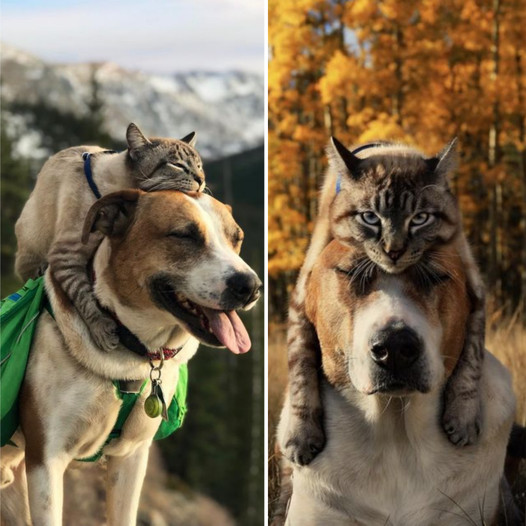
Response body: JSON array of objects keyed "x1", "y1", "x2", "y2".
[
  {"x1": 385, "y1": 249, "x2": 404, "y2": 261},
  {"x1": 193, "y1": 173, "x2": 204, "y2": 187}
]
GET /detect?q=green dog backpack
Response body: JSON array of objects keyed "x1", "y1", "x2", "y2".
[
  {"x1": 1, "y1": 277, "x2": 46, "y2": 446},
  {"x1": 1, "y1": 277, "x2": 188, "y2": 451}
]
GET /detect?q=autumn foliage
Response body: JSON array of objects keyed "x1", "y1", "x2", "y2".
[{"x1": 268, "y1": 0, "x2": 526, "y2": 320}]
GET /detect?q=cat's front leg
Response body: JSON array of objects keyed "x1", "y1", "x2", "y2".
[
  {"x1": 282, "y1": 291, "x2": 325, "y2": 466},
  {"x1": 48, "y1": 232, "x2": 119, "y2": 352},
  {"x1": 442, "y1": 283, "x2": 485, "y2": 446},
  {"x1": 78, "y1": 297, "x2": 119, "y2": 352}
]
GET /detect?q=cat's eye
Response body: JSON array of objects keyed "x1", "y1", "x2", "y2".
[
  {"x1": 167, "y1": 162, "x2": 186, "y2": 171},
  {"x1": 360, "y1": 212, "x2": 380, "y2": 226},
  {"x1": 410, "y1": 213, "x2": 432, "y2": 227}
]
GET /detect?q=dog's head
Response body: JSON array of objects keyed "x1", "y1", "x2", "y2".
[
  {"x1": 305, "y1": 240, "x2": 469, "y2": 395},
  {"x1": 82, "y1": 189, "x2": 262, "y2": 354}
]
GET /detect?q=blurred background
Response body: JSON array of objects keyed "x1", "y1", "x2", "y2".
[
  {"x1": 1, "y1": 1, "x2": 264, "y2": 525},
  {"x1": 268, "y1": 0, "x2": 525, "y2": 517}
]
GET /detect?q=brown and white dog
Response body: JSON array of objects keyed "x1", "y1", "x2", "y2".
[
  {"x1": 277, "y1": 240, "x2": 518, "y2": 526},
  {"x1": 1, "y1": 189, "x2": 261, "y2": 525}
]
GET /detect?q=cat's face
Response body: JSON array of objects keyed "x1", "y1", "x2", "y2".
[
  {"x1": 126, "y1": 123, "x2": 205, "y2": 193},
  {"x1": 329, "y1": 140, "x2": 460, "y2": 274}
]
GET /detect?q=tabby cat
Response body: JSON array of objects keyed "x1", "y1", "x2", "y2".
[
  {"x1": 15, "y1": 123, "x2": 206, "y2": 352},
  {"x1": 283, "y1": 138, "x2": 486, "y2": 465}
]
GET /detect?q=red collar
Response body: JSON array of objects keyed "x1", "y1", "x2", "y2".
[
  {"x1": 146, "y1": 347, "x2": 183, "y2": 361},
  {"x1": 111, "y1": 310, "x2": 184, "y2": 361}
]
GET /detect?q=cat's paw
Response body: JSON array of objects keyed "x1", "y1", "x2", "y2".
[
  {"x1": 36, "y1": 263, "x2": 49, "y2": 278},
  {"x1": 89, "y1": 315, "x2": 119, "y2": 352},
  {"x1": 442, "y1": 396, "x2": 481, "y2": 446},
  {"x1": 282, "y1": 413, "x2": 325, "y2": 466}
]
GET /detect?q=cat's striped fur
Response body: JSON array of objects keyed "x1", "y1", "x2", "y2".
[
  {"x1": 15, "y1": 123, "x2": 205, "y2": 352},
  {"x1": 283, "y1": 138, "x2": 486, "y2": 465}
]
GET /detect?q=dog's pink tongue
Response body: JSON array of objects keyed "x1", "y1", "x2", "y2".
[{"x1": 202, "y1": 308, "x2": 251, "y2": 354}]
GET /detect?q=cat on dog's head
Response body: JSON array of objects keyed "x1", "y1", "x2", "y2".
[{"x1": 328, "y1": 138, "x2": 459, "y2": 274}]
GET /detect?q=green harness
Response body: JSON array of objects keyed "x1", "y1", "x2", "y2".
[{"x1": 0, "y1": 277, "x2": 188, "y2": 458}]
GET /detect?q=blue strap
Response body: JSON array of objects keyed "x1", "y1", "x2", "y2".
[
  {"x1": 82, "y1": 152, "x2": 102, "y2": 199},
  {"x1": 335, "y1": 174, "x2": 342, "y2": 194},
  {"x1": 351, "y1": 142, "x2": 386, "y2": 156},
  {"x1": 335, "y1": 142, "x2": 387, "y2": 194},
  {"x1": 7, "y1": 293, "x2": 21, "y2": 302}
]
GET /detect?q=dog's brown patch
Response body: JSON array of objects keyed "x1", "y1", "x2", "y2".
[
  {"x1": 434, "y1": 247, "x2": 470, "y2": 374},
  {"x1": 305, "y1": 241, "x2": 357, "y2": 388}
]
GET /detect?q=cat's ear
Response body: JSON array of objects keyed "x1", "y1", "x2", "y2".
[
  {"x1": 180, "y1": 131, "x2": 197, "y2": 148},
  {"x1": 126, "y1": 123, "x2": 151, "y2": 160},
  {"x1": 328, "y1": 137, "x2": 362, "y2": 180},
  {"x1": 426, "y1": 138, "x2": 458, "y2": 178},
  {"x1": 82, "y1": 190, "x2": 142, "y2": 243}
]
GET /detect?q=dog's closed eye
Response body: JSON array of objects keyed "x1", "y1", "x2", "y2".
[
  {"x1": 232, "y1": 229, "x2": 244, "y2": 246},
  {"x1": 167, "y1": 223, "x2": 203, "y2": 243}
]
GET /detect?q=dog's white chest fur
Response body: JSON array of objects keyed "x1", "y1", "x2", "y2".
[
  {"x1": 279, "y1": 352, "x2": 515, "y2": 526},
  {"x1": 25, "y1": 313, "x2": 184, "y2": 462}
]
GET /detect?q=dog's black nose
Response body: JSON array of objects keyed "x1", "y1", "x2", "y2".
[
  {"x1": 370, "y1": 324, "x2": 422, "y2": 371},
  {"x1": 226, "y1": 272, "x2": 262, "y2": 306}
]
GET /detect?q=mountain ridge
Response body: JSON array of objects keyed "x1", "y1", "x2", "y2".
[{"x1": 1, "y1": 42, "x2": 264, "y2": 160}]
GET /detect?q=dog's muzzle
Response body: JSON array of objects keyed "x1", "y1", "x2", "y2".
[
  {"x1": 370, "y1": 323, "x2": 422, "y2": 371},
  {"x1": 223, "y1": 272, "x2": 263, "y2": 309},
  {"x1": 368, "y1": 322, "x2": 428, "y2": 393}
]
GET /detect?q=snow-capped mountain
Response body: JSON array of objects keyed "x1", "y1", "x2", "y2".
[{"x1": 1, "y1": 43, "x2": 264, "y2": 160}]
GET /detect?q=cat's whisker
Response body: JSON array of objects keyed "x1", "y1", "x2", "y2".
[{"x1": 347, "y1": 257, "x2": 370, "y2": 289}]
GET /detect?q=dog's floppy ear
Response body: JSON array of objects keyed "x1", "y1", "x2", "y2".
[
  {"x1": 82, "y1": 190, "x2": 142, "y2": 244},
  {"x1": 180, "y1": 131, "x2": 197, "y2": 148},
  {"x1": 126, "y1": 123, "x2": 151, "y2": 160}
]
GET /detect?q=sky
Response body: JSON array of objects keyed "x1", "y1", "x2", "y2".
[{"x1": 1, "y1": 0, "x2": 265, "y2": 74}]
